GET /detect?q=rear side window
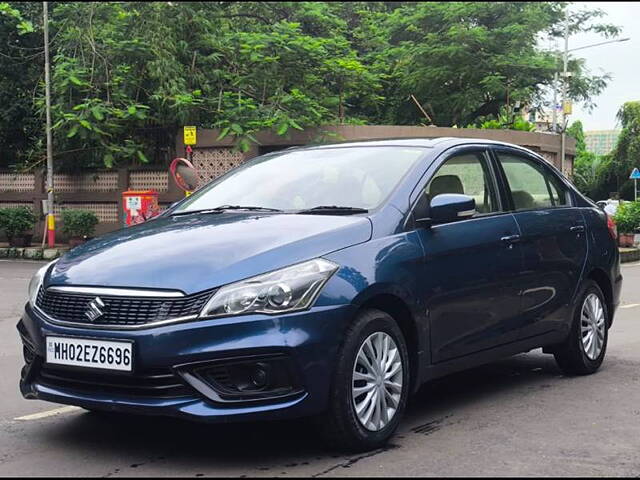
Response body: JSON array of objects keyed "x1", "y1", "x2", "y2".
[{"x1": 496, "y1": 153, "x2": 569, "y2": 211}]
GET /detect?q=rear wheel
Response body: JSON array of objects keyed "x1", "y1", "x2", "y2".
[
  {"x1": 317, "y1": 309, "x2": 410, "y2": 452},
  {"x1": 553, "y1": 280, "x2": 608, "y2": 375}
]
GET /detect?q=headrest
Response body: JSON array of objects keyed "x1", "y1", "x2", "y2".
[
  {"x1": 429, "y1": 175, "x2": 464, "y2": 197},
  {"x1": 511, "y1": 190, "x2": 535, "y2": 210}
]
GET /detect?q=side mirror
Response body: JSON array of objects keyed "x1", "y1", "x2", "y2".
[{"x1": 429, "y1": 193, "x2": 476, "y2": 224}]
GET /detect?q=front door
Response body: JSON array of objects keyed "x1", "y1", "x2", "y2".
[{"x1": 412, "y1": 148, "x2": 525, "y2": 363}]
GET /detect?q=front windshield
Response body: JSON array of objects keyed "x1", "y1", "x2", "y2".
[{"x1": 173, "y1": 146, "x2": 426, "y2": 213}]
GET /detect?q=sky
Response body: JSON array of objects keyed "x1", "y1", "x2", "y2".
[{"x1": 564, "y1": 2, "x2": 640, "y2": 131}]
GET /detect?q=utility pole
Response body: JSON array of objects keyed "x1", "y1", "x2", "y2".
[
  {"x1": 551, "y1": 12, "x2": 629, "y2": 177},
  {"x1": 560, "y1": 18, "x2": 569, "y2": 177},
  {"x1": 551, "y1": 71, "x2": 558, "y2": 133},
  {"x1": 43, "y1": 2, "x2": 55, "y2": 247}
]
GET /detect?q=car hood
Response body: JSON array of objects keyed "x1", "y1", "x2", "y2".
[{"x1": 46, "y1": 212, "x2": 372, "y2": 294}]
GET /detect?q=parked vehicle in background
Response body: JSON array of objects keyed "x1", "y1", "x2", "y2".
[
  {"x1": 18, "y1": 138, "x2": 622, "y2": 452},
  {"x1": 596, "y1": 199, "x2": 621, "y2": 217}
]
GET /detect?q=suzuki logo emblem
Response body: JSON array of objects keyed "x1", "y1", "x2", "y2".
[{"x1": 85, "y1": 297, "x2": 106, "y2": 322}]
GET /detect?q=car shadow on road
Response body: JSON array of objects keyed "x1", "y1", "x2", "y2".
[{"x1": 38, "y1": 350, "x2": 568, "y2": 475}]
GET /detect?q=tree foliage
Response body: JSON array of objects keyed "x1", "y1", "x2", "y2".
[
  {"x1": 569, "y1": 104, "x2": 640, "y2": 202},
  {"x1": 465, "y1": 105, "x2": 536, "y2": 132},
  {"x1": 608, "y1": 101, "x2": 640, "y2": 199},
  {"x1": 569, "y1": 120, "x2": 610, "y2": 200},
  {"x1": 0, "y1": 1, "x2": 622, "y2": 170},
  {"x1": 613, "y1": 200, "x2": 640, "y2": 234}
]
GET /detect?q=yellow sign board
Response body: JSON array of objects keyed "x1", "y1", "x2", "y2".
[
  {"x1": 563, "y1": 100, "x2": 572, "y2": 115},
  {"x1": 183, "y1": 126, "x2": 197, "y2": 145}
]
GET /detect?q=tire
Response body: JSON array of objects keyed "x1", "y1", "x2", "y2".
[
  {"x1": 553, "y1": 280, "x2": 609, "y2": 375},
  {"x1": 317, "y1": 308, "x2": 410, "y2": 452}
]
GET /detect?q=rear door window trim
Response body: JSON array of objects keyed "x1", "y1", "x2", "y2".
[{"x1": 490, "y1": 146, "x2": 574, "y2": 213}]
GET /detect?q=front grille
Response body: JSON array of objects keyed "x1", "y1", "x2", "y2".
[
  {"x1": 38, "y1": 364, "x2": 194, "y2": 398},
  {"x1": 36, "y1": 288, "x2": 214, "y2": 327}
]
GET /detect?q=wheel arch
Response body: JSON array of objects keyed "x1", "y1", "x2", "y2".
[{"x1": 355, "y1": 292, "x2": 424, "y2": 394}]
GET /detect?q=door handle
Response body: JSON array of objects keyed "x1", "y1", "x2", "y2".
[
  {"x1": 500, "y1": 234, "x2": 521, "y2": 244},
  {"x1": 569, "y1": 225, "x2": 585, "y2": 233}
]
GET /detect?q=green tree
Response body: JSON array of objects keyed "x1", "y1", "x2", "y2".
[
  {"x1": 567, "y1": 120, "x2": 586, "y2": 153},
  {"x1": 609, "y1": 101, "x2": 640, "y2": 199},
  {"x1": 0, "y1": 1, "x2": 623, "y2": 171},
  {"x1": 376, "y1": 2, "x2": 619, "y2": 127},
  {"x1": 567, "y1": 120, "x2": 610, "y2": 199},
  {"x1": 0, "y1": 2, "x2": 44, "y2": 168}
]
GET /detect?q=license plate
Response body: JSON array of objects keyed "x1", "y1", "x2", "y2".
[{"x1": 46, "y1": 336, "x2": 133, "y2": 372}]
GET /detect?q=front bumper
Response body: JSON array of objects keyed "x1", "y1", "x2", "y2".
[{"x1": 18, "y1": 302, "x2": 354, "y2": 423}]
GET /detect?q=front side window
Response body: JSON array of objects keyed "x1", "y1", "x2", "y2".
[
  {"x1": 497, "y1": 153, "x2": 569, "y2": 211},
  {"x1": 424, "y1": 151, "x2": 499, "y2": 215},
  {"x1": 173, "y1": 147, "x2": 426, "y2": 213}
]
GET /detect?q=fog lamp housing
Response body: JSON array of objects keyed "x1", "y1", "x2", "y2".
[{"x1": 177, "y1": 354, "x2": 304, "y2": 404}]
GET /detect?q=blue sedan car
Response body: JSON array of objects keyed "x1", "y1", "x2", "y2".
[{"x1": 18, "y1": 138, "x2": 621, "y2": 451}]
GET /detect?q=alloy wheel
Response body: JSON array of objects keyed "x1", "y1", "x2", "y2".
[
  {"x1": 351, "y1": 331, "x2": 403, "y2": 431},
  {"x1": 581, "y1": 293, "x2": 606, "y2": 360}
]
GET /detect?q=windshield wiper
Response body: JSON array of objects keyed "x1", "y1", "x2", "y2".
[
  {"x1": 170, "y1": 208, "x2": 225, "y2": 217},
  {"x1": 171, "y1": 205, "x2": 282, "y2": 217},
  {"x1": 212, "y1": 205, "x2": 283, "y2": 212},
  {"x1": 297, "y1": 205, "x2": 369, "y2": 215}
]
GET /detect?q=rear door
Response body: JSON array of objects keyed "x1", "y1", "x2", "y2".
[
  {"x1": 492, "y1": 147, "x2": 588, "y2": 339},
  {"x1": 410, "y1": 146, "x2": 525, "y2": 363}
]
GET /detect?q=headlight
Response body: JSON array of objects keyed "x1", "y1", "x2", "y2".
[
  {"x1": 27, "y1": 259, "x2": 58, "y2": 308},
  {"x1": 199, "y1": 258, "x2": 339, "y2": 318}
]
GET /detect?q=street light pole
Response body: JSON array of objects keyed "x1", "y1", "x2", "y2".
[
  {"x1": 557, "y1": 16, "x2": 630, "y2": 178},
  {"x1": 560, "y1": 19, "x2": 569, "y2": 176},
  {"x1": 551, "y1": 71, "x2": 558, "y2": 133},
  {"x1": 43, "y1": 2, "x2": 55, "y2": 247}
]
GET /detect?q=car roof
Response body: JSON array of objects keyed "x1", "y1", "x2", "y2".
[
  {"x1": 261, "y1": 137, "x2": 551, "y2": 175},
  {"x1": 288, "y1": 136, "x2": 538, "y2": 154}
]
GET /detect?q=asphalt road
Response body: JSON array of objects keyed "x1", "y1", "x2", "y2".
[{"x1": 1, "y1": 259, "x2": 639, "y2": 477}]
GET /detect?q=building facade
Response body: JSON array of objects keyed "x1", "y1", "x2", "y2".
[{"x1": 585, "y1": 130, "x2": 620, "y2": 155}]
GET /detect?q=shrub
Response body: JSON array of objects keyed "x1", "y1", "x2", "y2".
[
  {"x1": 61, "y1": 209, "x2": 99, "y2": 238},
  {"x1": 0, "y1": 206, "x2": 36, "y2": 237},
  {"x1": 613, "y1": 201, "x2": 640, "y2": 234}
]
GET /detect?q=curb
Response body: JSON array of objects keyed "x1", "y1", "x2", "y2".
[
  {"x1": 0, "y1": 246, "x2": 70, "y2": 260},
  {"x1": 620, "y1": 248, "x2": 640, "y2": 263}
]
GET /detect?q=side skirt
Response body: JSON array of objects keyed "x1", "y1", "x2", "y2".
[{"x1": 418, "y1": 330, "x2": 566, "y2": 385}]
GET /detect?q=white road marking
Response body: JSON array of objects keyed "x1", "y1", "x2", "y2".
[
  {"x1": 622, "y1": 261, "x2": 640, "y2": 268},
  {"x1": 14, "y1": 405, "x2": 81, "y2": 421},
  {"x1": 620, "y1": 303, "x2": 640, "y2": 309}
]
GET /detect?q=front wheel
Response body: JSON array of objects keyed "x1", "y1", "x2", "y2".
[
  {"x1": 553, "y1": 280, "x2": 609, "y2": 375},
  {"x1": 317, "y1": 309, "x2": 410, "y2": 452}
]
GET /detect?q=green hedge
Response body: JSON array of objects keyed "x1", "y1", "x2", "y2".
[
  {"x1": 613, "y1": 201, "x2": 640, "y2": 234},
  {"x1": 61, "y1": 209, "x2": 99, "y2": 238},
  {"x1": 0, "y1": 206, "x2": 36, "y2": 237}
]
